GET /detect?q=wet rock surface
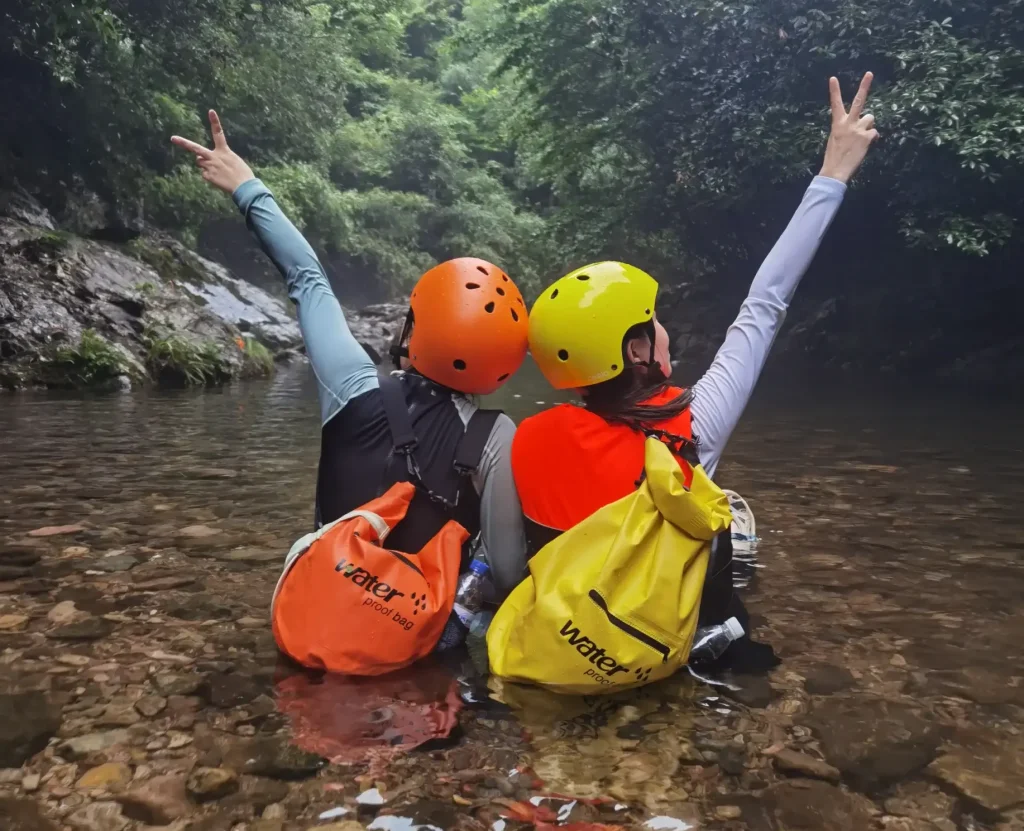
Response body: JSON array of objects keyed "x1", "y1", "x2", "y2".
[
  {"x1": 1, "y1": 370, "x2": 1022, "y2": 829},
  {"x1": 0, "y1": 192, "x2": 405, "y2": 389}
]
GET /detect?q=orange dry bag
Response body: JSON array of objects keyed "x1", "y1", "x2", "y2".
[{"x1": 271, "y1": 375, "x2": 500, "y2": 676}]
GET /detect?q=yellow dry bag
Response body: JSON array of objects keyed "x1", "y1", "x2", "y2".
[{"x1": 487, "y1": 438, "x2": 732, "y2": 694}]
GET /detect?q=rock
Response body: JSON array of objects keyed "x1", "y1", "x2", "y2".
[
  {"x1": 883, "y1": 783, "x2": 956, "y2": 830},
  {"x1": 716, "y1": 805, "x2": 742, "y2": 820},
  {"x1": 153, "y1": 673, "x2": 203, "y2": 696},
  {"x1": 186, "y1": 767, "x2": 239, "y2": 802},
  {"x1": 48, "y1": 599, "x2": 83, "y2": 624},
  {"x1": 167, "y1": 594, "x2": 234, "y2": 621},
  {"x1": 724, "y1": 675, "x2": 775, "y2": 708},
  {"x1": 117, "y1": 774, "x2": 192, "y2": 824},
  {"x1": 738, "y1": 780, "x2": 876, "y2": 831},
  {"x1": 0, "y1": 565, "x2": 33, "y2": 579},
  {"x1": 167, "y1": 731, "x2": 193, "y2": 749},
  {"x1": 77, "y1": 762, "x2": 133, "y2": 790},
  {"x1": 803, "y1": 664, "x2": 857, "y2": 695},
  {"x1": 0, "y1": 797, "x2": 60, "y2": 831},
  {"x1": 177, "y1": 525, "x2": 222, "y2": 539},
  {"x1": 88, "y1": 555, "x2": 138, "y2": 573},
  {"x1": 208, "y1": 548, "x2": 281, "y2": 564},
  {"x1": 98, "y1": 702, "x2": 141, "y2": 727},
  {"x1": 0, "y1": 692, "x2": 62, "y2": 767},
  {"x1": 717, "y1": 747, "x2": 747, "y2": 776},
  {"x1": 59, "y1": 729, "x2": 131, "y2": 760},
  {"x1": 312, "y1": 824, "x2": 366, "y2": 831},
  {"x1": 805, "y1": 698, "x2": 941, "y2": 791},
  {"x1": 773, "y1": 748, "x2": 841, "y2": 783},
  {"x1": 47, "y1": 617, "x2": 115, "y2": 641},
  {"x1": 262, "y1": 803, "x2": 288, "y2": 820},
  {"x1": 132, "y1": 576, "x2": 197, "y2": 591},
  {"x1": 0, "y1": 543, "x2": 44, "y2": 565},
  {"x1": 134, "y1": 695, "x2": 167, "y2": 717},
  {"x1": 204, "y1": 672, "x2": 262, "y2": 708},
  {"x1": 67, "y1": 800, "x2": 129, "y2": 831},
  {"x1": 923, "y1": 667, "x2": 1024, "y2": 706},
  {"x1": 928, "y1": 729, "x2": 1024, "y2": 813},
  {"x1": 0, "y1": 613, "x2": 29, "y2": 630},
  {"x1": 22, "y1": 772, "x2": 41, "y2": 792},
  {"x1": 28, "y1": 524, "x2": 86, "y2": 537},
  {"x1": 236, "y1": 736, "x2": 325, "y2": 780},
  {"x1": 193, "y1": 468, "x2": 238, "y2": 480}
]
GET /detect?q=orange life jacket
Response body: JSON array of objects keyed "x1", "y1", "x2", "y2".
[{"x1": 511, "y1": 387, "x2": 695, "y2": 537}]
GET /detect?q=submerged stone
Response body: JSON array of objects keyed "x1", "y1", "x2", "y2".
[{"x1": 0, "y1": 692, "x2": 62, "y2": 767}]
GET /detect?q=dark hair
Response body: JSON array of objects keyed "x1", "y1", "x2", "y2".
[{"x1": 582, "y1": 322, "x2": 694, "y2": 431}]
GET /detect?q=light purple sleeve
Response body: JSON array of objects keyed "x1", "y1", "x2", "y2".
[{"x1": 691, "y1": 176, "x2": 847, "y2": 477}]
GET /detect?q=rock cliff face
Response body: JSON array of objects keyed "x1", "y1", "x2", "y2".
[{"x1": 0, "y1": 193, "x2": 407, "y2": 391}]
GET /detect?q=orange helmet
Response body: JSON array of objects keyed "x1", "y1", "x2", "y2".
[{"x1": 405, "y1": 258, "x2": 528, "y2": 395}]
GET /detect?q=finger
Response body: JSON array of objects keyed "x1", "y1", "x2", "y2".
[
  {"x1": 850, "y1": 71, "x2": 874, "y2": 118},
  {"x1": 867, "y1": 128, "x2": 880, "y2": 142},
  {"x1": 859, "y1": 113, "x2": 875, "y2": 130},
  {"x1": 828, "y1": 76, "x2": 844, "y2": 121},
  {"x1": 171, "y1": 136, "x2": 213, "y2": 158},
  {"x1": 209, "y1": 110, "x2": 228, "y2": 150}
]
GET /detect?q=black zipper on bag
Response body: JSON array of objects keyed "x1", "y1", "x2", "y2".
[
  {"x1": 588, "y1": 590, "x2": 670, "y2": 663},
  {"x1": 387, "y1": 549, "x2": 424, "y2": 577}
]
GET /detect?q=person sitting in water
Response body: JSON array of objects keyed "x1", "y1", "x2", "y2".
[
  {"x1": 172, "y1": 111, "x2": 529, "y2": 595},
  {"x1": 510, "y1": 73, "x2": 880, "y2": 662}
]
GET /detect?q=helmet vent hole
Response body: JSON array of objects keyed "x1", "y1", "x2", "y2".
[
  {"x1": 496, "y1": 287, "x2": 505, "y2": 296},
  {"x1": 476, "y1": 265, "x2": 489, "y2": 275},
  {"x1": 551, "y1": 289, "x2": 559, "y2": 299},
  {"x1": 453, "y1": 359, "x2": 467, "y2": 371},
  {"x1": 516, "y1": 297, "x2": 524, "y2": 305},
  {"x1": 611, "y1": 364, "x2": 618, "y2": 371},
  {"x1": 465, "y1": 282, "x2": 480, "y2": 290},
  {"x1": 502, "y1": 274, "x2": 509, "y2": 282},
  {"x1": 510, "y1": 308, "x2": 519, "y2": 322},
  {"x1": 558, "y1": 349, "x2": 570, "y2": 361},
  {"x1": 497, "y1": 373, "x2": 509, "y2": 382},
  {"x1": 645, "y1": 308, "x2": 651, "y2": 315},
  {"x1": 576, "y1": 274, "x2": 590, "y2": 281},
  {"x1": 485, "y1": 301, "x2": 495, "y2": 313}
]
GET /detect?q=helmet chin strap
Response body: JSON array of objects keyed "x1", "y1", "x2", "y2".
[{"x1": 629, "y1": 319, "x2": 666, "y2": 382}]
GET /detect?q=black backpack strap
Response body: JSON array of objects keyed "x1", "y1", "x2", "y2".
[
  {"x1": 378, "y1": 374, "x2": 417, "y2": 454},
  {"x1": 453, "y1": 409, "x2": 502, "y2": 475}
]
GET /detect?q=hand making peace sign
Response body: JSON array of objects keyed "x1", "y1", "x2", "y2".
[
  {"x1": 171, "y1": 110, "x2": 255, "y2": 195},
  {"x1": 819, "y1": 72, "x2": 880, "y2": 184}
]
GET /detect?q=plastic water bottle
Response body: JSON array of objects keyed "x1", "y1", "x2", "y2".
[
  {"x1": 435, "y1": 558, "x2": 489, "y2": 651},
  {"x1": 688, "y1": 617, "x2": 745, "y2": 663}
]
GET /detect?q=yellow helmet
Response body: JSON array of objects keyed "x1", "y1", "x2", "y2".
[{"x1": 528, "y1": 261, "x2": 659, "y2": 390}]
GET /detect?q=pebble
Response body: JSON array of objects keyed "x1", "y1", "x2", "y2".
[
  {"x1": 47, "y1": 618, "x2": 115, "y2": 641},
  {"x1": 0, "y1": 614, "x2": 29, "y2": 630},
  {"x1": 715, "y1": 805, "x2": 742, "y2": 820},
  {"x1": 134, "y1": 696, "x2": 167, "y2": 718},
  {"x1": 67, "y1": 801, "x2": 129, "y2": 831},
  {"x1": 177, "y1": 525, "x2": 222, "y2": 539},
  {"x1": 773, "y1": 748, "x2": 842, "y2": 783},
  {"x1": 59, "y1": 730, "x2": 131, "y2": 760},
  {"x1": 186, "y1": 766, "x2": 239, "y2": 802},
  {"x1": 49, "y1": 600, "x2": 83, "y2": 624},
  {"x1": 28, "y1": 524, "x2": 86, "y2": 537},
  {"x1": 22, "y1": 772, "x2": 41, "y2": 792},
  {"x1": 166, "y1": 732, "x2": 193, "y2": 749},
  {"x1": 76, "y1": 762, "x2": 132, "y2": 790},
  {"x1": 116, "y1": 774, "x2": 191, "y2": 825}
]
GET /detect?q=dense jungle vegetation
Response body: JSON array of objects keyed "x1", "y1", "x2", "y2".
[{"x1": 3, "y1": 0, "x2": 1022, "y2": 334}]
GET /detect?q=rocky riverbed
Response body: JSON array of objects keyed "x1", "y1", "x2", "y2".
[
  {"x1": 2, "y1": 374, "x2": 1024, "y2": 831},
  {"x1": 0, "y1": 190, "x2": 406, "y2": 391}
]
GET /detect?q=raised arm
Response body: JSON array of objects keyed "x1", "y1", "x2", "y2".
[
  {"x1": 172, "y1": 111, "x2": 377, "y2": 425},
  {"x1": 692, "y1": 73, "x2": 880, "y2": 477}
]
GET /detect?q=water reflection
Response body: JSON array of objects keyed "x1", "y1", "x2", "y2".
[{"x1": 1, "y1": 364, "x2": 1023, "y2": 828}]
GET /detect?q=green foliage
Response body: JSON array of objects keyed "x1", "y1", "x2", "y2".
[
  {"x1": 240, "y1": 336, "x2": 275, "y2": 377},
  {"x1": 2, "y1": 0, "x2": 556, "y2": 296},
  {"x1": 51, "y1": 329, "x2": 132, "y2": 388},
  {"x1": 489, "y1": 0, "x2": 1024, "y2": 266},
  {"x1": 146, "y1": 330, "x2": 230, "y2": 386}
]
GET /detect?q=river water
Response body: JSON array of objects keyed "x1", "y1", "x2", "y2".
[{"x1": 1, "y1": 363, "x2": 1023, "y2": 831}]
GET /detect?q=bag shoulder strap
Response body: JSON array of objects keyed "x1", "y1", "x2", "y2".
[
  {"x1": 378, "y1": 374, "x2": 417, "y2": 453},
  {"x1": 453, "y1": 409, "x2": 501, "y2": 475}
]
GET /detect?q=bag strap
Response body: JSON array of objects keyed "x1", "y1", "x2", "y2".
[
  {"x1": 453, "y1": 409, "x2": 501, "y2": 475},
  {"x1": 378, "y1": 374, "x2": 418, "y2": 454}
]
